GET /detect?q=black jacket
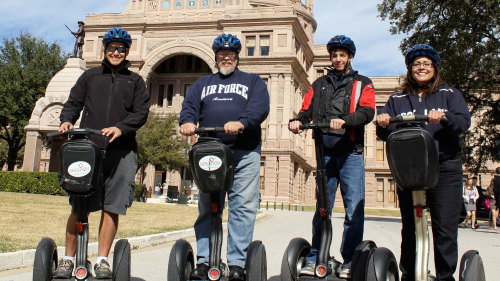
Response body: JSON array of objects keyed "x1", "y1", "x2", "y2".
[
  {"x1": 60, "y1": 60, "x2": 150, "y2": 150},
  {"x1": 298, "y1": 69, "x2": 376, "y2": 150}
]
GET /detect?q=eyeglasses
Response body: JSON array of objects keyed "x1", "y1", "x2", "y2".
[
  {"x1": 107, "y1": 46, "x2": 128, "y2": 53},
  {"x1": 217, "y1": 53, "x2": 237, "y2": 59},
  {"x1": 412, "y1": 62, "x2": 433, "y2": 69}
]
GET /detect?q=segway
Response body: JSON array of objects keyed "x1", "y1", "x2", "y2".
[
  {"x1": 33, "y1": 128, "x2": 131, "y2": 281},
  {"x1": 383, "y1": 114, "x2": 486, "y2": 281},
  {"x1": 168, "y1": 127, "x2": 267, "y2": 281},
  {"x1": 281, "y1": 123, "x2": 399, "y2": 281}
]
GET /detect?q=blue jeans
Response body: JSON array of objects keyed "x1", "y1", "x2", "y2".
[
  {"x1": 194, "y1": 150, "x2": 261, "y2": 267},
  {"x1": 306, "y1": 149, "x2": 365, "y2": 265}
]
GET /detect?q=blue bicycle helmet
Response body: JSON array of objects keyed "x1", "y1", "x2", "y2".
[
  {"x1": 212, "y1": 34, "x2": 242, "y2": 54},
  {"x1": 405, "y1": 44, "x2": 440, "y2": 68},
  {"x1": 102, "y1": 28, "x2": 132, "y2": 48},
  {"x1": 327, "y1": 35, "x2": 356, "y2": 56}
]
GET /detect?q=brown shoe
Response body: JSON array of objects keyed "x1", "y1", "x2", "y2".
[
  {"x1": 53, "y1": 259, "x2": 74, "y2": 279},
  {"x1": 94, "y1": 259, "x2": 112, "y2": 279}
]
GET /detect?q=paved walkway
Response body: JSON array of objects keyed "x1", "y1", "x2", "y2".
[{"x1": 0, "y1": 210, "x2": 498, "y2": 280}]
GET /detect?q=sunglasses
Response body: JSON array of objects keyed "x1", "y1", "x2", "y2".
[{"x1": 107, "y1": 46, "x2": 128, "y2": 53}]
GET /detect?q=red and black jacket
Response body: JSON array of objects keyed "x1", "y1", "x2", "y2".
[{"x1": 297, "y1": 69, "x2": 375, "y2": 150}]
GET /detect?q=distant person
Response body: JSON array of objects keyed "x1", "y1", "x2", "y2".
[
  {"x1": 486, "y1": 178, "x2": 497, "y2": 230},
  {"x1": 463, "y1": 178, "x2": 479, "y2": 229},
  {"x1": 155, "y1": 184, "x2": 161, "y2": 196},
  {"x1": 493, "y1": 167, "x2": 500, "y2": 228},
  {"x1": 376, "y1": 44, "x2": 471, "y2": 280}
]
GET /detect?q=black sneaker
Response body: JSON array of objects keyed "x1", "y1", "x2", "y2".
[
  {"x1": 53, "y1": 259, "x2": 74, "y2": 279},
  {"x1": 228, "y1": 265, "x2": 246, "y2": 281},
  {"x1": 94, "y1": 259, "x2": 112, "y2": 279},
  {"x1": 189, "y1": 263, "x2": 209, "y2": 280}
]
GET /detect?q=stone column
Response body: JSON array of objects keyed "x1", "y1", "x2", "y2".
[{"x1": 22, "y1": 131, "x2": 43, "y2": 172}]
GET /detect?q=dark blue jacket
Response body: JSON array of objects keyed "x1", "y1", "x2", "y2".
[
  {"x1": 179, "y1": 69, "x2": 270, "y2": 153},
  {"x1": 376, "y1": 82, "x2": 471, "y2": 161}
]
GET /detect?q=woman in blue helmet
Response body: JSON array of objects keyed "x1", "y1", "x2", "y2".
[
  {"x1": 55, "y1": 27, "x2": 149, "y2": 279},
  {"x1": 376, "y1": 44, "x2": 471, "y2": 281},
  {"x1": 180, "y1": 34, "x2": 269, "y2": 281}
]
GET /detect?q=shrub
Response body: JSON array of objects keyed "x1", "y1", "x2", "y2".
[
  {"x1": 0, "y1": 171, "x2": 65, "y2": 195},
  {"x1": 134, "y1": 183, "x2": 146, "y2": 201}
]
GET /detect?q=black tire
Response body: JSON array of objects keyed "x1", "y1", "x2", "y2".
[
  {"x1": 351, "y1": 240, "x2": 377, "y2": 281},
  {"x1": 168, "y1": 239, "x2": 195, "y2": 281},
  {"x1": 365, "y1": 247, "x2": 399, "y2": 281},
  {"x1": 112, "y1": 239, "x2": 131, "y2": 281},
  {"x1": 245, "y1": 241, "x2": 267, "y2": 281},
  {"x1": 459, "y1": 250, "x2": 486, "y2": 281},
  {"x1": 280, "y1": 238, "x2": 311, "y2": 281},
  {"x1": 33, "y1": 238, "x2": 58, "y2": 281}
]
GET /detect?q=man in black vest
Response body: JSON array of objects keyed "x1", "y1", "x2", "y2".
[{"x1": 289, "y1": 35, "x2": 375, "y2": 279}]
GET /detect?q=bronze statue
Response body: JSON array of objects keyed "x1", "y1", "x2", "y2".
[{"x1": 67, "y1": 21, "x2": 85, "y2": 59}]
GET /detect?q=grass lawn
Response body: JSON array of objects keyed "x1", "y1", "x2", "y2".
[
  {"x1": 1, "y1": 192, "x2": 400, "y2": 253},
  {"x1": 0, "y1": 192, "x2": 200, "y2": 253}
]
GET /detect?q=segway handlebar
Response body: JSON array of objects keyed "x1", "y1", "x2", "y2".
[
  {"x1": 298, "y1": 123, "x2": 331, "y2": 130},
  {"x1": 193, "y1": 127, "x2": 243, "y2": 134},
  {"x1": 373, "y1": 114, "x2": 448, "y2": 126},
  {"x1": 47, "y1": 128, "x2": 103, "y2": 138}
]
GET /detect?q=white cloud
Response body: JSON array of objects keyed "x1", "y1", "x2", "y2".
[{"x1": 0, "y1": 0, "x2": 407, "y2": 76}]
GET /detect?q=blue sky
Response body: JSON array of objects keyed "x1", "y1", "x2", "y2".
[{"x1": 0, "y1": 0, "x2": 407, "y2": 76}]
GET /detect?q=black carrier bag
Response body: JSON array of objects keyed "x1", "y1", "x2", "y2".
[
  {"x1": 386, "y1": 128, "x2": 439, "y2": 191},
  {"x1": 189, "y1": 137, "x2": 234, "y2": 193},
  {"x1": 57, "y1": 138, "x2": 103, "y2": 195}
]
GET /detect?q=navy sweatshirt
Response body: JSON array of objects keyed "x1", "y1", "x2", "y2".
[
  {"x1": 179, "y1": 69, "x2": 270, "y2": 153},
  {"x1": 376, "y1": 82, "x2": 471, "y2": 162}
]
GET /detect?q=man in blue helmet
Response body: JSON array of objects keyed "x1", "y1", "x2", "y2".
[
  {"x1": 179, "y1": 33, "x2": 269, "y2": 280},
  {"x1": 289, "y1": 35, "x2": 375, "y2": 279},
  {"x1": 53, "y1": 28, "x2": 150, "y2": 279}
]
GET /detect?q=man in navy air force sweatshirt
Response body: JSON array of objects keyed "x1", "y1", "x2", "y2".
[{"x1": 179, "y1": 34, "x2": 269, "y2": 281}]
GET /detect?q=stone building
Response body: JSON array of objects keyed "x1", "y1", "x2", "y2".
[{"x1": 22, "y1": 0, "x2": 498, "y2": 208}]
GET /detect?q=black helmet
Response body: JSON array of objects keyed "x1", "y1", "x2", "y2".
[
  {"x1": 212, "y1": 34, "x2": 242, "y2": 54},
  {"x1": 405, "y1": 44, "x2": 440, "y2": 68},
  {"x1": 327, "y1": 35, "x2": 356, "y2": 56},
  {"x1": 102, "y1": 28, "x2": 132, "y2": 48}
]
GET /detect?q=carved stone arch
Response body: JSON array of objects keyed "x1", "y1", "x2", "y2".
[
  {"x1": 27, "y1": 95, "x2": 68, "y2": 129},
  {"x1": 139, "y1": 39, "x2": 216, "y2": 80}
]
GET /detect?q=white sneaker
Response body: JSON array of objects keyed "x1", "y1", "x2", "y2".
[{"x1": 299, "y1": 261, "x2": 316, "y2": 276}]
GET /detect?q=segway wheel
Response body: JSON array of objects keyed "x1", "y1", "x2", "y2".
[
  {"x1": 365, "y1": 247, "x2": 399, "y2": 281},
  {"x1": 459, "y1": 250, "x2": 486, "y2": 281},
  {"x1": 280, "y1": 238, "x2": 311, "y2": 281},
  {"x1": 350, "y1": 240, "x2": 377, "y2": 281},
  {"x1": 168, "y1": 239, "x2": 195, "y2": 281},
  {"x1": 112, "y1": 239, "x2": 131, "y2": 281},
  {"x1": 245, "y1": 241, "x2": 267, "y2": 281},
  {"x1": 33, "y1": 238, "x2": 58, "y2": 281}
]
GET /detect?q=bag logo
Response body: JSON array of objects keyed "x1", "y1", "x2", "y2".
[
  {"x1": 67, "y1": 161, "x2": 92, "y2": 177},
  {"x1": 198, "y1": 155, "x2": 222, "y2": 171}
]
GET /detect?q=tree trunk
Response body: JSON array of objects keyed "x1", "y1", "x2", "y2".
[{"x1": 7, "y1": 144, "x2": 19, "y2": 171}]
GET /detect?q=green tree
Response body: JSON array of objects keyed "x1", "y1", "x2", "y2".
[
  {"x1": 136, "y1": 112, "x2": 185, "y2": 180},
  {"x1": 378, "y1": 0, "x2": 500, "y2": 173},
  {"x1": 0, "y1": 32, "x2": 67, "y2": 170}
]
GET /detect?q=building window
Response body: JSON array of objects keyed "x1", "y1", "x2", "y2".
[
  {"x1": 184, "y1": 84, "x2": 192, "y2": 97},
  {"x1": 246, "y1": 36, "x2": 256, "y2": 56},
  {"x1": 317, "y1": 69, "x2": 324, "y2": 78},
  {"x1": 167, "y1": 84, "x2": 174, "y2": 107},
  {"x1": 377, "y1": 179, "x2": 384, "y2": 202},
  {"x1": 376, "y1": 139, "x2": 385, "y2": 161},
  {"x1": 388, "y1": 179, "x2": 396, "y2": 203},
  {"x1": 260, "y1": 35, "x2": 270, "y2": 56},
  {"x1": 158, "y1": 84, "x2": 165, "y2": 107}
]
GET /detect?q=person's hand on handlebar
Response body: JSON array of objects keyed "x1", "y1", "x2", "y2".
[
  {"x1": 180, "y1": 122, "x2": 197, "y2": 136},
  {"x1": 428, "y1": 110, "x2": 446, "y2": 124},
  {"x1": 376, "y1": 113, "x2": 391, "y2": 128},
  {"x1": 224, "y1": 121, "x2": 244, "y2": 135},
  {"x1": 58, "y1": 122, "x2": 74, "y2": 133},
  {"x1": 330, "y1": 118, "x2": 345, "y2": 131},
  {"x1": 102, "y1": 126, "x2": 122, "y2": 143},
  {"x1": 289, "y1": 120, "x2": 303, "y2": 134}
]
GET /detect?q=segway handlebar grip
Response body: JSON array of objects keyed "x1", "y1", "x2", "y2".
[
  {"x1": 47, "y1": 128, "x2": 103, "y2": 138},
  {"x1": 372, "y1": 114, "x2": 448, "y2": 126},
  {"x1": 298, "y1": 123, "x2": 331, "y2": 130}
]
